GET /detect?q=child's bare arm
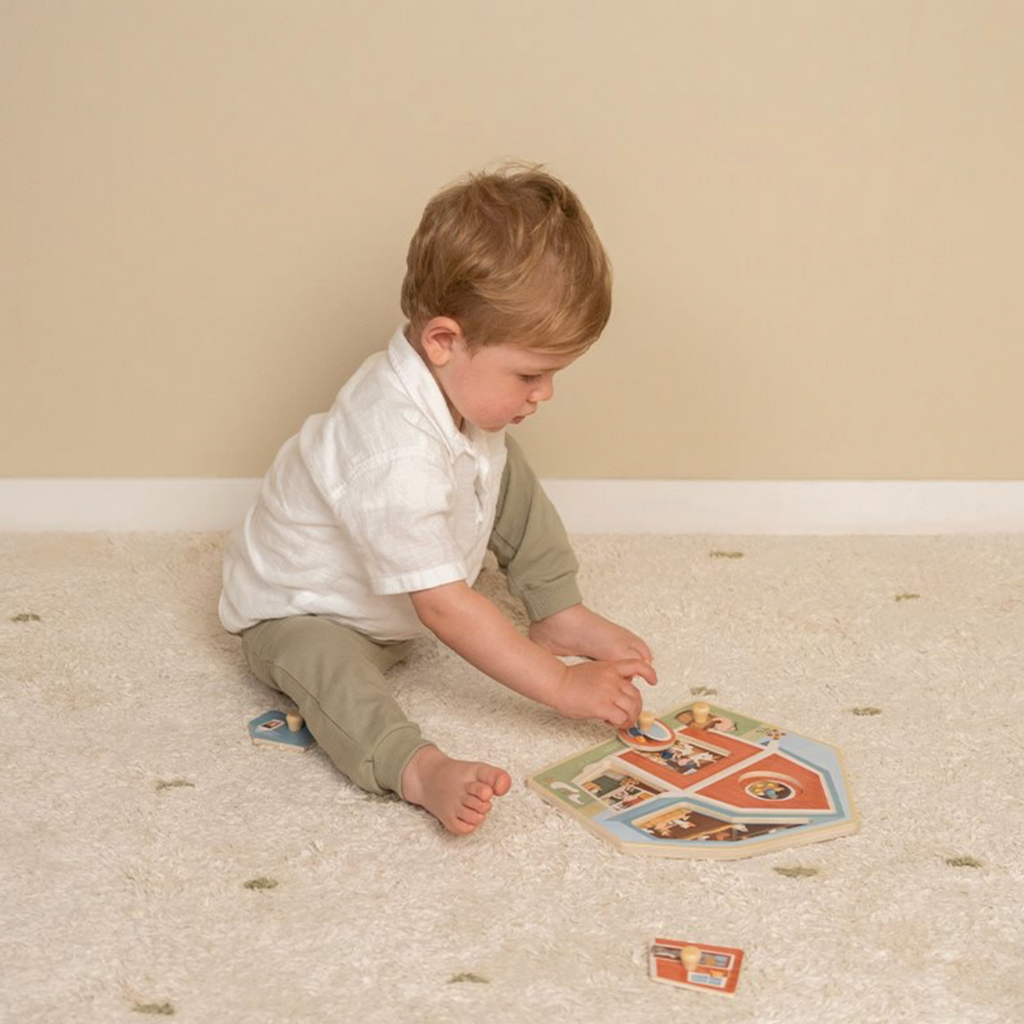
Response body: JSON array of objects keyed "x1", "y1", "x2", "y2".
[{"x1": 409, "y1": 581, "x2": 656, "y2": 727}]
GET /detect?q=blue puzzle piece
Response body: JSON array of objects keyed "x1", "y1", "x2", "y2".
[{"x1": 248, "y1": 710, "x2": 315, "y2": 751}]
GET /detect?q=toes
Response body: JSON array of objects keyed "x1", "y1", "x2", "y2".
[
  {"x1": 418, "y1": 759, "x2": 511, "y2": 835},
  {"x1": 468, "y1": 780, "x2": 494, "y2": 802},
  {"x1": 464, "y1": 794, "x2": 492, "y2": 815},
  {"x1": 455, "y1": 806, "x2": 486, "y2": 829},
  {"x1": 478, "y1": 766, "x2": 512, "y2": 796}
]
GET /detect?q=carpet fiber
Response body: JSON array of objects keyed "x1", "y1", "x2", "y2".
[{"x1": 3, "y1": 532, "x2": 1023, "y2": 1023}]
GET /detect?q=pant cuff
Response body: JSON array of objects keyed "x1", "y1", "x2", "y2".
[
  {"x1": 519, "y1": 576, "x2": 583, "y2": 622},
  {"x1": 373, "y1": 725, "x2": 433, "y2": 798}
]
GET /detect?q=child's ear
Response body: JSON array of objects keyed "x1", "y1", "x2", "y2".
[{"x1": 419, "y1": 317, "x2": 464, "y2": 368}]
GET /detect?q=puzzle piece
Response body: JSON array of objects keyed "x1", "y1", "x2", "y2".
[
  {"x1": 617, "y1": 711, "x2": 677, "y2": 752},
  {"x1": 248, "y1": 710, "x2": 315, "y2": 752},
  {"x1": 649, "y1": 937, "x2": 745, "y2": 996}
]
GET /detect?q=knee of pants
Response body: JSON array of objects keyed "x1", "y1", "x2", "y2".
[{"x1": 239, "y1": 617, "x2": 421, "y2": 795}]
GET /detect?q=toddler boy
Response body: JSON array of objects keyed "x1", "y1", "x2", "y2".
[{"x1": 220, "y1": 164, "x2": 656, "y2": 834}]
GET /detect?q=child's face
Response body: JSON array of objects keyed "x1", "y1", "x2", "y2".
[{"x1": 420, "y1": 323, "x2": 578, "y2": 432}]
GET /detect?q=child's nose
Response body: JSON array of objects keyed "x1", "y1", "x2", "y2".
[{"x1": 531, "y1": 377, "x2": 554, "y2": 402}]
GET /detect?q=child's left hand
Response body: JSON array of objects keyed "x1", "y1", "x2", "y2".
[{"x1": 528, "y1": 604, "x2": 653, "y2": 664}]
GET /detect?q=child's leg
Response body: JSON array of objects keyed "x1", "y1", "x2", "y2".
[
  {"x1": 488, "y1": 434, "x2": 582, "y2": 621},
  {"x1": 489, "y1": 436, "x2": 652, "y2": 663},
  {"x1": 240, "y1": 615, "x2": 511, "y2": 832},
  {"x1": 241, "y1": 614, "x2": 424, "y2": 796}
]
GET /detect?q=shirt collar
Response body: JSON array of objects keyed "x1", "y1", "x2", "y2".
[{"x1": 387, "y1": 325, "x2": 475, "y2": 455}]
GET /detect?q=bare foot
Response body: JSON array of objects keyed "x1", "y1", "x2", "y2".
[
  {"x1": 401, "y1": 745, "x2": 512, "y2": 835},
  {"x1": 529, "y1": 604, "x2": 653, "y2": 663}
]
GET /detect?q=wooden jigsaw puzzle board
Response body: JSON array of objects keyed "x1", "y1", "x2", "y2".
[{"x1": 528, "y1": 701, "x2": 859, "y2": 859}]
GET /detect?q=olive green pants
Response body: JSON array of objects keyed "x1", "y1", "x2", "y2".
[{"x1": 240, "y1": 436, "x2": 580, "y2": 798}]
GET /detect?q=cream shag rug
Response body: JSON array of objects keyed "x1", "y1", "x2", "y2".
[{"x1": 2, "y1": 532, "x2": 1023, "y2": 1024}]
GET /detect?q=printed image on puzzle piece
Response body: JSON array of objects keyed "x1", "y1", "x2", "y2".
[
  {"x1": 649, "y1": 937, "x2": 744, "y2": 997},
  {"x1": 617, "y1": 716, "x2": 676, "y2": 752},
  {"x1": 248, "y1": 710, "x2": 315, "y2": 751}
]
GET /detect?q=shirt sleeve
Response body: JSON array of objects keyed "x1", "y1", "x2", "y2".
[{"x1": 341, "y1": 451, "x2": 468, "y2": 596}]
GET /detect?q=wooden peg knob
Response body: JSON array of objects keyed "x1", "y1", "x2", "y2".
[
  {"x1": 681, "y1": 945, "x2": 702, "y2": 973},
  {"x1": 692, "y1": 702, "x2": 711, "y2": 726},
  {"x1": 639, "y1": 711, "x2": 655, "y2": 733},
  {"x1": 286, "y1": 711, "x2": 304, "y2": 733}
]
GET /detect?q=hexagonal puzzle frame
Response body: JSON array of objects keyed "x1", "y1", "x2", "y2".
[{"x1": 528, "y1": 701, "x2": 859, "y2": 859}]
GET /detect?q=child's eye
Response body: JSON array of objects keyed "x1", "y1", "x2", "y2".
[{"x1": 519, "y1": 374, "x2": 541, "y2": 384}]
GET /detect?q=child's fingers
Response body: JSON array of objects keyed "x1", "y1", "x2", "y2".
[
  {"x1": 615, "y1": 658, "x2": 657, "y2": 687},
  {"x1": 628, "y1": 639, "x2": 654, "y2": 663},
  {"x1": 606, "y1": 699, "x2": 635, "y2": 728},
  {"x1": 611, "y1": 683, "x2": 642, "y2": 724}
]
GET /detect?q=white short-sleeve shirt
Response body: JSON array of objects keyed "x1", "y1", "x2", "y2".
[{"x1": 218, "y1": 326, "x2": 508, "y2": 641}]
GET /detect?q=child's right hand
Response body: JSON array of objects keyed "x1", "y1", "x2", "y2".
[{"x1": 551, "y1": 658, "x2": 658, "y2": 728}]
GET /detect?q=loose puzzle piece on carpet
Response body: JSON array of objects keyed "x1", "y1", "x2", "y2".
[
  {"x1": 529, "y1": 700, "x2": 859, "y2": 859},
  {"x1": 649, "y1": 938, "x2": 745, "y2": 997},
  {"x1": 248, "y1": 710, "x2": 315, "y2": 752}
]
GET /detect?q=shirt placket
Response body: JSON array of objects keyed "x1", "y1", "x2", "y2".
[{"x1": 473, "y1": 453, "x2": 490, "y2": 527}]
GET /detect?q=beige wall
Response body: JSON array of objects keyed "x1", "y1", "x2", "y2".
[{"x1": 3, "y1": 0, "x2": 1022, "y2": 480}]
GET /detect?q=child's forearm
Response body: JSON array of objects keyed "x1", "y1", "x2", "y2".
[{"x1": 409, "y1": 581, "x2": 570, "y2": 709}]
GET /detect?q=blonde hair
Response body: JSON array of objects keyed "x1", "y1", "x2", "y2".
[{"x1": 401, "y1": 162, "x2": 612, "y2": 355}]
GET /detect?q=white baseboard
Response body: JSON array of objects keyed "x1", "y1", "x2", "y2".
[
  {"x1": 542, "y1": 480, "x2": 1024, "y2": 534},
  {"x1": 1, "y1": 478, "x2": 1023, "y2": 533}
]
